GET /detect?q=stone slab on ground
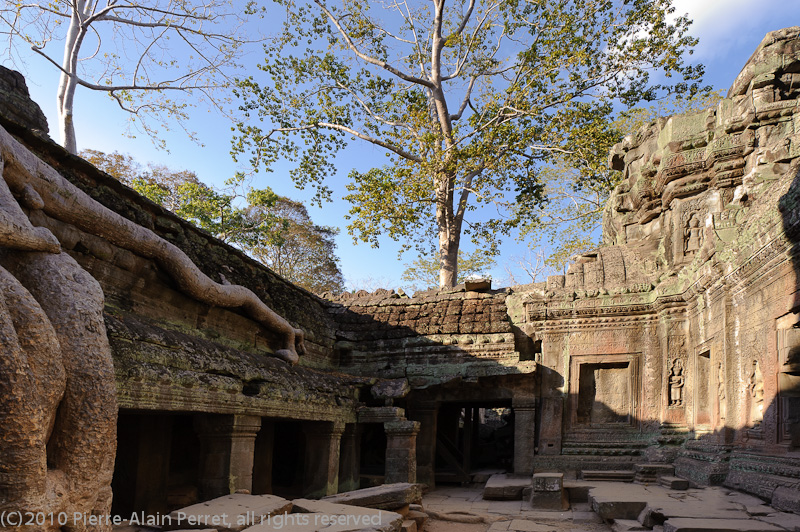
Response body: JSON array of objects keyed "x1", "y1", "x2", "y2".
[
  {"x1": 745, "y1": 505, "x2": 773, "y2": 516},
  {"x1": 658, "y1": 477, "x2": 689, "y2": 490},
  {"x1": 611, "y1": 519, "x2": 649, "y2": 531},
  {"x1": 291, "y1": 498, "x2": 403, "y2": 532},
  {"x1": 322, "y1": 483, "x2": 423, "y2": 511},
  {"x1": 756, "y1": 512, "x2": 800, "y2": 531},
  {"x1": 483, "y1": 474, "x2": 531, "y2": 500},
  {"x1": 771, "y1": 486, "x2": 800, "y2": 514},
  {"x1": 588, "y1": 484, "x2": 648, "y2": 520},
  {"x1": 589, "y1": 482, "x2": 753, "y2": 525},
  {"x1": 582, "y1": 471, "x2": 636, "y2": 482},
  {"x1": 165, "y1": 494, "x2": 293, "y2": 532},
  {"x1": 400, "y1": 519, "x2": 417, "y2": 532},
  {"x1": 662, "y1": 518, "x2": 785, "y2": 532},
  {"x1": 240, "y1": 514, "x2": 328, "y2": 532},
  {"x1": 508, "y1": 519, "x2": 559, "y2": 532}
]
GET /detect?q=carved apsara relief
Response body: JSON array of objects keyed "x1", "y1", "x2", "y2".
[{"x1": 669, "y1": 357, "x2": 686, "y2": 407}]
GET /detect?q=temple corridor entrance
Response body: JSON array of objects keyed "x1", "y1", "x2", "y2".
[{"x1": 435, "y1": 401, "x2": 514, "y2": 484}]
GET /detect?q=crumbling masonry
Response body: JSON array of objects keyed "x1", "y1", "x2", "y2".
[{"x1": 0, "y1": 26, "x2": 799, "y2": 531}]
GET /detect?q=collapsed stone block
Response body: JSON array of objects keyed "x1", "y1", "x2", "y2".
[{"x1": 530, "y1": 473, "x2": 568, "y2": 511}]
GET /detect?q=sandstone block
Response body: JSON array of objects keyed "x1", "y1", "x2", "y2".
[
  {"x1": 165, "y1": 494, "x2": 292, "y2": 532},
  {"x1": 532, "y1": 473, "x2": 563, "y2": 492},
  {"x1": 662, "y1": 518, "x2": 784, "y2": 532},
  {"x1": 322, "y1": 483, "x2": 423, "y2": 510}
]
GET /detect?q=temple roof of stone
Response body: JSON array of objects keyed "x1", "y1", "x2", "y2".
[{"x1": 532, "y1": 26, "x2": 800, "y2": 306}]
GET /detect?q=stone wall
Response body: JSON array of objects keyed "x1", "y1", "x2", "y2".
[
  {"x1": 329, "y1": 285, "x2": 531, "y2": 387},
  {"x1": 509, "y1": 27, "x2": 800, "y2": 510}
]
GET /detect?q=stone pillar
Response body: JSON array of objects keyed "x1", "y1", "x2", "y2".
[
  {"x1": 338, "y1": 423, "x2": 361, "y2": 493},
  {"x1": 409, "y1": 403, "x2": 438, "y2": 488},
  {"x1": 384, "y1": 420, "x2": 420, "y2": 484},
  {"x1": 513, "y1": 399, "x2": 537, "y2": 475},
  {"x1": 252, "y1": 419, "x2": 274, "y2": 495},
  {"x1": 195, "y1": 414, "x2": 261, "y2": 500},
  {"x1": 303, "y1": 422, "x2": 344, "y2": 498}
]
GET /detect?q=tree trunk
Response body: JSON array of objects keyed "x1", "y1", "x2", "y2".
[
  {"x1": 436, "y1": 171, "x2": 461, "y2": 289},
  {"x1": 56, "y1": 2, "x2": 86, "y2": 154},
  {"x1": 438, "y1": 231, "x2": 459, "y2": 289}
]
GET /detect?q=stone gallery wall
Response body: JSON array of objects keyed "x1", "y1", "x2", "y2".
[
  {"x1": 0, "y1": 71, "x2": 372, "y2": 522},
  {"x1": 513, "y1": 27, "x2": 800, "y2": 509}
]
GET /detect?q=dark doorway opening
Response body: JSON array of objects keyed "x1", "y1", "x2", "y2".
[
  {"x1": 435, "y1": 401, "x2": 513, "y2": 484},
  {"x1": 270, "y1": 420, "x2": 304, "y2": 498},
  {"x1": 359, "y1": 424, "x2": 387, "y2": 488},
  {"x1": 111, "y1": 411, "x2": 200, "y2": 518}
]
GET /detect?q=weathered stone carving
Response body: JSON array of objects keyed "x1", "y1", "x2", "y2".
[
  {"x1": 668, "y1": 358, "x2": 685, "y2": 408},
  {"x1": 748, "y1": 359, "x2": 765, "y2": 426},
  {"x1": 684, "y1": 213, "x2": 702, "y2": 255},
  {"x1": 717, "y1": 362, "x2": 727, "y2": 421}
]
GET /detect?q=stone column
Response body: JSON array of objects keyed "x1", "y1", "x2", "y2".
[
  {"x1": 384, "y1": 420, "x2": 420, "y2": 484},
  {"x1": 338, "y1": 423, "x2": 361, "y2": 493},
  {"x1": 303, "y1": 422, "x2": 344, "y2": 498},
  {"x1": 195, "y1": 414, "x2": 262, "y2": 500},
  {"x1": 409, "y1": 403, "x2": 438, "y2": 488},
  {"x1": 513, "y1": 399, "x2": 537, "y2": 475}
]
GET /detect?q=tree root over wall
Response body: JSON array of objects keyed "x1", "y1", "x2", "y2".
[{"x1": 0, "y1": 123, "x2": 305, "y2": 531}]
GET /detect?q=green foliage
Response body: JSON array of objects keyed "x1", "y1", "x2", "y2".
[
  {"x1": 402, "y1": 249, "x2": 496, "y2": 292},
  {"x1": 233, "y1": 0, "x2": 707, "y2": 287},
  {"x1": 81, "y1": 149, "x2": 345, "y2": 293},
  {"x1": 81, "y1": 149, "x2": 282, "y2": 247},
  {"x1": 247, "y1": 197, "x2": 346, "y2": 295}
]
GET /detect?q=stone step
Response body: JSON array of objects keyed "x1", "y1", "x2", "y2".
[
  {"x1": 406, "y1": 510, "x2": 428, "y2": 532},
  {"x1": 612, "y1": 520, "x2": 650, "y2": 532},
  {"x1": 634, "y1": 464, "x2": 675, "y2": 483},
  {"x1": 401, "y1": 519, "x2": 418, "y2": 532},
  {"x1": 658, "y1": 476, "x2": 689, "y2": 490},
  {"x1": 483, "y1": 473, "x2": 531, "y2": 500},
  {"x1": 662, "y1": 518, "x2": 785, "y2": 532},
  {"x1": 582, "y1": 470, "x2": 636, "y2": 482}
]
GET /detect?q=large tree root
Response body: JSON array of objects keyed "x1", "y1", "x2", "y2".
[
  {"x1": 0, "y1": 124, "x2": 304, "y2": 363},
  {"x1": 1, "y1": 251, "x2": 117, "y2": 532}
]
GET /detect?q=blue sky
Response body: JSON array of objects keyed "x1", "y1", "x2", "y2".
[{"x1": 6, "y1": 0, "x2": 800, "y2": 291}]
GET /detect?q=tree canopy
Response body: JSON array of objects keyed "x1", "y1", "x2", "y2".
[
  {"x1": 81, "y1": 149, "x2": 345, "y2": 294},
  {"x1": 247, "y1": 197, "x2": 346, "y2": 295},
  {"x1": 2, "y1": 1, "x2": 264, "y2": 152},
  {"x1": 233, "y1": 0, "x2": 706, "y2": 289}
]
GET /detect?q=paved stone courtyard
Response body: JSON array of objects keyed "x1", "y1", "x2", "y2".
[
  {"x1": 421, "y1": 483, "x2": 800, "y2": 532},
  {"x1": 423, "y1": 485, "x2": 609, "y2": 532}
]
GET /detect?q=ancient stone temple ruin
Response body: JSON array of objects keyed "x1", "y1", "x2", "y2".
[{"x1": 1, "y1": 26, "x2": 800, "y2": 532}]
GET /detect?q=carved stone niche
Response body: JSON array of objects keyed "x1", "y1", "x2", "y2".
[
  {"x1": 568, "y1": 353, "x2": 640, "y2": 430},
  {"x1": 694, "y1": 349, "x2": 713, "y2": 428},
  {"x1": 777, "y1": 312, "x2": 800, "y2": 448},
  {"x1": 672, "y1": 197, "x2": 708, "y2": 265}
]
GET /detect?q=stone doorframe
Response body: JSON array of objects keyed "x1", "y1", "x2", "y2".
[{"x1": 566, "y1": 353, "x2": 641, "y2": 431}]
